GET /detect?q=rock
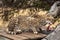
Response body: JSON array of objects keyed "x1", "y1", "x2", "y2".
[
  {"x1": 48, "y1": 1, "x2": 60, "y2": 18},
  {"x1": 42, "y1": 24, "x2": 60, "y2": 40}
]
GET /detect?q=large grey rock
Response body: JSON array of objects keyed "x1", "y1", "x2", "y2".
[
  {"x1": 42, "y1": 24, "x2": 60, "y2": 40},
  {"x1": 48, "y1": 1, "x2": 60, "y2": 17}
]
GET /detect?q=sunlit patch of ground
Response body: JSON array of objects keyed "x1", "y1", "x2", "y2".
[
  {"x1": 19, "y1": 9, "x2": 30, "y2": 16},
  {"x1": 0, "y1": 19, "x2": 3, "y2": 27},
  {"x1": 18, "y1": 8, "x2": 48, "y2": 16},
  {"x1": 0, "y1": 20, "x2": 9, "y2": 27}
]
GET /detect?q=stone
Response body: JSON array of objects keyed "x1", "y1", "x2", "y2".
[
  {"x1": 48, "y1": 1, "x2": 60, "y2": 18},
  {"x1": 42, "y1": 24, "x2": 60, "y2": 40}
]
